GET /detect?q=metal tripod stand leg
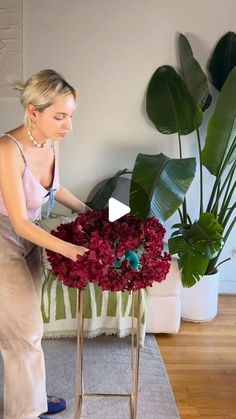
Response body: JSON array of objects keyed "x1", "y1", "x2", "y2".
[{"x1": 76, "y1": 288, "x2": 142, "y2": 419}]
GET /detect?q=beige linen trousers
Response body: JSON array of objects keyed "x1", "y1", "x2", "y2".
[{"x1": 0, "y1": 215, "x2": 47, "y2": 419}]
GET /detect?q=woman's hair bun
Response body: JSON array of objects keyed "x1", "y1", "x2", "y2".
[{"x1": 12, "y1": 81, "x2": 24, "y2": 91}]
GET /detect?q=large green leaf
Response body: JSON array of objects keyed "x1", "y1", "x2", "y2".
[
  {"x1": 168, "y1": 235, "x2": 189, "y2": 254},
  {"x1": 178, "y1": 33, "x2": 212, "y2": 111},
  {"x1": 208, "y1": 31, "x2": 236, "y2": 91},
  {"x1": 178, "y1": 251, "x2": 209, "y2": 287},
  {"x1": 169, "y1": 213, "x2": 223, "y2": 258},
  {"x1": 184, "y1": 212, "x2": 223, "y2": 257},
  {"x1": 169, "y1": 212, "x2": 224, "y2": 287},
  {"x1": 170, "y1": 212, "x2": 223, "y2": 252},
  {"x1": 201, "y1": 68, "x2": 236, "y2": 175},
  {"x1": 129, "y1": 153, "x2": 196, "y2": 220},
  {"x1": 146, "y1": 65, "x2": 203, "y2": 135},
  {"x1": 86, "y1": 169, "x2": 130, "y2": 210}
]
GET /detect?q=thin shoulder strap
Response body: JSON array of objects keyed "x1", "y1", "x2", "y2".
[
  {"x1": 50, "y1": 140, "x2": 56, "y2": 156},
  {"x1": 3, "y1": 133, "x2": 27, "y2": 165}
]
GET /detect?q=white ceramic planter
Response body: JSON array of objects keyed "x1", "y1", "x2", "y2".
[{"x1": 181, "y1": 272, "x2": 220, "y2": 322}]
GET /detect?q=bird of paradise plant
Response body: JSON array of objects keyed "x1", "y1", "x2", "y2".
[
  {"x1": 86, "y1": 32, "x2": 236, "y2": 288},
  {"x1": 131, "y1": 32, "x2": 236, "y2": 287}
]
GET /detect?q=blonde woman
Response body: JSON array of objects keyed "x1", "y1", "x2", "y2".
[{"x1": 0, "y1": 69, "x2": 89, "y2": 419}]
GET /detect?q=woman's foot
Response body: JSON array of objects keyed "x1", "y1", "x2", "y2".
[{"x1": 46, "y1": 395, "x2": 66, "y2": 414}]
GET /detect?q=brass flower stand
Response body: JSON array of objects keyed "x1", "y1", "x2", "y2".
[{"x1": 75, "y1": 289, "x2": 142, "y2": 419}]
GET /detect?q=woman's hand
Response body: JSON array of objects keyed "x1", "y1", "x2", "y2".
[{"x1": 65, "y1": 243, "x2": 89, "y2": 262}]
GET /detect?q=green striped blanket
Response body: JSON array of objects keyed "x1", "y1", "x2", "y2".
[{"x1": 41, "y1": 270, "x2": 147, "y2": 346}]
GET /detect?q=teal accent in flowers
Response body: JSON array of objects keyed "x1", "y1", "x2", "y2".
[
  {"x1": 114, "y1": 258, "x2": 122, "y2": 268},
  {"x1": 114, "y1": 250, "x2": 140, "y2": 271},
  {"x1": 125, "y1": 250, "x2": 140, "y2": 270}
]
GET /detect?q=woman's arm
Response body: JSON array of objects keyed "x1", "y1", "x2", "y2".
[
  {"x1": 55, "y1": 185, "x2": 89, "y2": 213},
  {"x1": 0, "y1": 138, "x2": 87, "y2": 261}
]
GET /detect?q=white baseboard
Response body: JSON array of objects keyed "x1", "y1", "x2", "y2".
[{"x1": 219, "y1": 280, "x2": 236, "y2": 294}]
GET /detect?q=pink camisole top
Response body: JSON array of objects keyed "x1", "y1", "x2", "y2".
[{"x1": 0, "y1": 133, "x2": 60, "y2": 220}]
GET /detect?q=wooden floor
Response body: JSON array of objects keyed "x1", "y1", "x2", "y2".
[{"x1": 156, "y1": 295, "x2": 236, "y2": 419}]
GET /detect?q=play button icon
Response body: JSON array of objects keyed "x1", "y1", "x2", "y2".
[
  {"x1": 86, "y1": 174, "x2": 149, "y2": 221},
  {"x1": 108, "y1": 197, "x2": 130, "y2": 222}
]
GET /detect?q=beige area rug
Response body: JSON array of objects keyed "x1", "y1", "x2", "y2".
[{"x1": 0, "y1": 334, "x2": 179, "y2": 418}]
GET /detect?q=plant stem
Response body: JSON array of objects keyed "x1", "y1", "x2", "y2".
[
  {"x1": 206, "y1": 139, "x2": 236, "y2": 212},
  {"x1": 206, "y1": 175, "x2": 220, "y2": 213},
  {"x1": 221, "y1": 201, "x2": 236, "y2": 230},
  {"x1": 178, "y1": 133, "x2": 183, "y2": 158},
  {"x1": 178, "y1": 133, "x2": 187, "y2": 223},
  {"x1": 177, "y1": 208, "x2": 183, "y2": 224},
  {"x1": 208, "y1": 257, "x2": 231, "y2": 274},
  {"x1": 208, "y1": 213, "x2": 236, "y2": 273},
  {"x1": 223, "y1": 213, "x2": 236, "y2": 243},
  {"x1": 215, "y1": 257, "x2": 231, "y2": 270},
  {"x1": 212, "y1": 183, "x2": 220, "y2": 218},
  {"x1": 186, "y1": 213, "x2": 193, "y2": 224},
  {"x1": 219, "y1": 138, "x2": 236, "y2": 175},
  {"x1": 218, "y1": 180, "x2": 236, "y2": 225},
  {"x1": 213, "y1": 161, "x2": 236, "y2": 217},
  {"x1": 196, "y1": 128, "x2": 203, "y2": 215}
]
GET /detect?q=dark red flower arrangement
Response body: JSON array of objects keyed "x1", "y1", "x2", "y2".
[{"x1": 46, "y1": 208, "x2": 171, "y2": 292}]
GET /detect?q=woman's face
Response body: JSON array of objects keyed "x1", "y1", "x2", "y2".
[{"x1": 32, "y1": 93, "x2": 77, "y2": 140}]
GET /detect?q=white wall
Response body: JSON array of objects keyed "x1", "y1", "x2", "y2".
[
  {"x1": 0, "y1": 0, "x2": 23, "y2": 131},
  {"x1": 1, "y1": 0, "x2": 236, "y2": 291}
]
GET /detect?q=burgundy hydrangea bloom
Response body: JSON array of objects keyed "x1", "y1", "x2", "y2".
[{"x1": 46, "y1": 208, "x2": 171, "y2": 291}]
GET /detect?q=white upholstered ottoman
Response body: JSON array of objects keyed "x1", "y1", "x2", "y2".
[{"x1": 146, "y1": 259, "x2": 181, "y2": 334}]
